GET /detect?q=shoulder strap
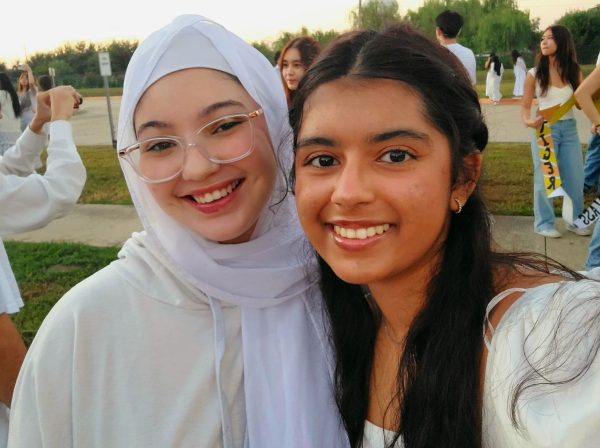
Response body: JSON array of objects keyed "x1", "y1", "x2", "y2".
[{"x1": 483, "y1": 288, "x2": 527, "y2": 351}]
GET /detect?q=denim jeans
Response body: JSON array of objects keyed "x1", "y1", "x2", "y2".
[
  {"x1": 583, "y1": 133, "x2": 600, "y2": 189},
  {"x1": 530, "y1": 119, "x2": 584, "y2": 231},
  {"x1": 587, "y1": 221, "x2": 600, "y2": 269}
]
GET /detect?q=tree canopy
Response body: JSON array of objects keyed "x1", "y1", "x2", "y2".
[{"x1": 557, "y1": 6, "x2": 600, "y2": 64}]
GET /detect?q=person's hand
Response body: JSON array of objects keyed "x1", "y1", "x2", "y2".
[
  {"x1": 525, "y1": 114, "x2": 544, "y2": 129},
  {"x1": 29, "y1": 86, "x2": 82, "y2": 133}
]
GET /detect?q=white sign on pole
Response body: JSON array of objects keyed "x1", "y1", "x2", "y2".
[
  {"x1": 48, "y1": 67, "x2": 55, "y2": 77},
  {"x1": 98, "y1": 52, "x2": 112, "y2": 77}
]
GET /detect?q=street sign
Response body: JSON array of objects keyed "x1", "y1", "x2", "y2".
[
  {"x1": 98, "y1": 52, "x2": 112, "y2": 77},
  {"x1": 48, "y1": 67, "x2": 55, "y2": 77}
]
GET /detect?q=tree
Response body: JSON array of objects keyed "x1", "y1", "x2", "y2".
[
  {"x1": 557, "y1": 6, "x2": 600, "y2": 64},
  {"x1": 476, "y1": 5, "x2": 536, "y2": 52},
  {"x1": 351, "y1": 0, "x2": 401, "y2": 31},
  {"x1": 253, "y1": 27, "x2": 340, "y2": 63},
  {"x1": 252, "y1": 41, "x2": 276, "y2": 64}
]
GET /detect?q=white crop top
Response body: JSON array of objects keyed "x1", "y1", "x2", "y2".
[{"x1": 528, "y1": 68, "x2": 574, "y2": 120}]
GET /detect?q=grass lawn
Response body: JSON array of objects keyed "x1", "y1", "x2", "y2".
[
  {"x1": 5, "y1": 241, "x2": 119, "y2": 345},
  {"x1": 79, "y1": 87, "x2": 123, "y2": 98},
  {"x1": 78, "y1": 146, "x2": 132, "y2": 204},
  {"x1": 480, "y1": 142, "x2": 534, "y2": 215}
]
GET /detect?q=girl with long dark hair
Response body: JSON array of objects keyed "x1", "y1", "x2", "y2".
[
  {"x1": 0, "y1": 73, "x2": 21, "y2": 155},
  {"x1": 278, "y1": 36, "x2": 321, "y2": 107},
  {"x1": 511, "y1": 49, "x2": 527, "y2": 97},
  {"x1": 521, "y1": 25, "x2": 586, "y2": 239},
  {"x1": 484, "y1": 52, "x2": 503, "y2": 104},
  {"x1": 291, "y1": 24, "x2": 600, "y2": 447}
]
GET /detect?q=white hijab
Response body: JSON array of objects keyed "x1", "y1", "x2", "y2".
[{"x1": 118, "y1": 15, "x2": 346, "y2": 448}]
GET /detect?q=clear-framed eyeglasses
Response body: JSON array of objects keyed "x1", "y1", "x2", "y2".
[{"x1": 118, "y1": 108, "x2": 264, "y2": 183}]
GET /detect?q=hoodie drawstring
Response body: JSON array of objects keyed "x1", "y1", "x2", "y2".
[{"x1": 209, "y1": 296, "x2": 234, "y2": 448}]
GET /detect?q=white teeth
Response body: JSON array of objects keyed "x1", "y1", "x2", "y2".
[
  {"x1": 192, "y1": 180, "x2": 239, "y2": 204},
  {"x1": 333, "y1": 223, "x2": 391, "y2": 239}
]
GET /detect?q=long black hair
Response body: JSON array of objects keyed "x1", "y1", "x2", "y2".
[
  {"x1": 511, "y1": 49, "x2": 521, "y2": 65},
  {"x1": 535, "y1": 25, "x2": 580, "y2": 96},
  {"x1": 289, "y1": 24, "x2": 591, "y2": 447},
  {"x1": 0, "y1": 72, "x2": 21, "y2": 118}
]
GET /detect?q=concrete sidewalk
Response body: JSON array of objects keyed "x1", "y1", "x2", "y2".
[{"x1": 4, "y1": 204, "x2": 592, "y2": 271}]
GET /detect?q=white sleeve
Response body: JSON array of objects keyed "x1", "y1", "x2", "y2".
[
  {"x1": 0, "y1": 121, "x2": 86, "y2": 236},
  {"x1": 7, "y1": 298, "x2": 75, "y2": 448},
  {"x1": 0, "y1": 128, "x2": 46, "y2": 176}
]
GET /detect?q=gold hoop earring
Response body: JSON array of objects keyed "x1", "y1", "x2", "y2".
[{"x1": 454, "y1": 198, "x2": 463, "y2": 214}]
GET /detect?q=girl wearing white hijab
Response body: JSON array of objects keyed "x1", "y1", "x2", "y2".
[{"x1": 8, "y1": 15, "x2": 345, "y2": 448}]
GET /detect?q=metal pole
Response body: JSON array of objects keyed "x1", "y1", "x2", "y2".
[
  {"x1": 358, "y1": 0, "x2": 362, "y2": 28},
  {"x1": 103, "y1": 75, "x2": 116, "y2": 149}
]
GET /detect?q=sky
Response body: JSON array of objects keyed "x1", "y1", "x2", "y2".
[{"x1": 2, "y1": 0, "x2": 596, "y2": 65}]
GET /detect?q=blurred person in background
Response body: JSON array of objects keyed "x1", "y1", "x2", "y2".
[
  {"x1": 36, "y1": 75, "x2": 53, "y2": 92},
  {"x1": 485, "y1": 52, "x2": 504, "y2": 105},
  {"x1": 512, "y1": 49, "x2": 527, "y2": 98},
  {"x1": 521, "y1": 25, "x2": 586, "y2": 238},
  {"x1": 278, "y1": 36, "x2": 320, "y2": 107},
  {"x1": 16, "y1": 65, "x2": 37, "y2": 132},
  {"x1": 0, "y1": 74, "x2": 21, "y2": 156},
  {"x1": 435, "y1": 10, "x2": 476, "y2": 86}
]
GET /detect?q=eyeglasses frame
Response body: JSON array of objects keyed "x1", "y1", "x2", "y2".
[{"x1": 118, "y1": 108, "x2": 264, "y2": 184}]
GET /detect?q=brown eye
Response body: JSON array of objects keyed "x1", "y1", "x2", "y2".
[{"x1": 379, "y1": 149, "x2": 412, "y2": 163}]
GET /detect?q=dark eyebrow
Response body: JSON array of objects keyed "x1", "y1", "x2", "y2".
[
  {"x1": 201, "y1": 100, "x2": 246, "y2": 117},
  {"x1": 370, "y1": 129, "x2": 429, "y2": 144},
  {"x1": 136, "y1": 99, "x2": 247, "y2": 136},
  {"x1": 296, "y1": 136, "x2": 335, "y2": 149}
]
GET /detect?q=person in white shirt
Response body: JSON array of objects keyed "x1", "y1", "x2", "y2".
[
  {"x1": 0, "y1": 85, "x2": 86, "y2": 448},
  {"x1": 8, "y1": 15, "x2": 345, "y2": 448},
  {"x1": 435, "y1": 10, "x2": 476, "y2": 86}
]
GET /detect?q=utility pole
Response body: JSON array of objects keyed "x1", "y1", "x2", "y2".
[{"x1": 358, "y1": 0, "x2": 362, "y2": 28}]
